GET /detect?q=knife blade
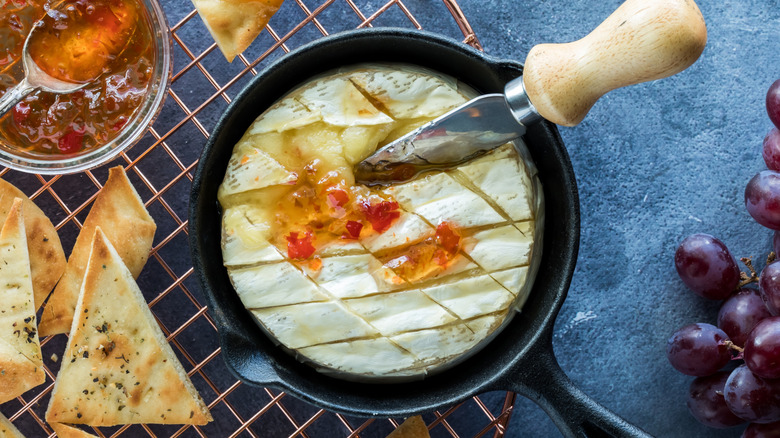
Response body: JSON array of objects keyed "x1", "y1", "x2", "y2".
[
  {"x1": 354, "y1": 0, "x2": 707, "y2": 186},
  {"x1": 354, "y1": 79, "x2": 540, "y2": 186}
]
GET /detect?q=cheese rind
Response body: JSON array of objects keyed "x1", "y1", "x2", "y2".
[
  {"x1": 386, "y1": 173, "x2": 504, "y2": 228},
  {"x1": 344, "y1": 290, "x2": 456, "y2": 335},
  {"x1": 218, "y1": 65, "x2": 541, "y2": 381},
  {"x1": 360, "y1": 212, "x2": 433, "y2": 253},
  {"x1": 349, "y1": 67, "x2": 467, "y2": 119},
  {"x1": 302, "y1": 254, "x2": 404, "y2": 298},
  {"x1": 458, "y1": 157, "x2": 533, "y2": 221},
  {"x1": 423, "y1": 275, "x2": 515, "y2": 320},
  {"x1": 390, "y1": 323, "x2": 478, "y2": 364},
  {"x1": 298, "y1": 338, "x2": 417, "y2": 377},
  {"x1": 218, "y1": 147, "x2": 297, "y2": 199},
  {"x1": 248, "y1": 98, "x2": 321, "y2": 135},
  {"x1": 229, "y1": 262, "x2": 328, "y2": 308},
  {"x1": 298, "y1": 78, "x2": 393, "y2": 127},
  {"x1": 490, "y1": 266, "x2": 529, "y2": 296},
  {"x1": 251, "y1": 302, "x2": 380, "y2": 349},
  {"x1": 462, "y1": 224, "x2": 533, "y2": 272},
  {"x1": 222, "y1": 206, "x2": 284, "y2": 266}
]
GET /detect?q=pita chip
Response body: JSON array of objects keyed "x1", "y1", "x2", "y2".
[
  {"x1": 0, "y1": 178, "x2": 65, "y2": 310},
  {"x1": 39, "y1": 167, "x2": 156, "y2": 336},
  {"x1": 0, "y1": 413, "x2": 24, "y2": 438},
  {"x1": 191, "y1": 0, "x2": 285, "y2": 62},
  {"x1": 0, "y1": 199, "x2": 45, "y2": 404},
  {"x1": 49, "y1": 423, "x2": 97, "y2": 438},
  {"x1": 46, "y1": 228, "x2": 212, "y2": 426},
  {"x1": 387, "y1": 416, "x2": 430, "y2": 438}
]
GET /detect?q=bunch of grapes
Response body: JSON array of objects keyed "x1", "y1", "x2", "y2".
[{"x1": 667, "y1": 79, "x2": 780, "y2": 437}]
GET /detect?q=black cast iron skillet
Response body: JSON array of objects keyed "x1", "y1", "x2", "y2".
[{"x1": 190, "y1": 28, "x2": 652, "y2": 438}]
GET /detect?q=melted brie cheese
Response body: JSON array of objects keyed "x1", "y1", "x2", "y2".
[{"x1": 219, "y1": 64, "x2": 542, "y2": 381}]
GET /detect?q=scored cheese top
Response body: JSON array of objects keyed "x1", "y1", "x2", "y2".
[{"x1": 218, "y1": 64, "x2": 542, "y2": 381}]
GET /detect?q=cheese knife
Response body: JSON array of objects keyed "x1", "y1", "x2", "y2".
[{"x1": 354, "y1": 0, "x2": 707, "y2": 185}]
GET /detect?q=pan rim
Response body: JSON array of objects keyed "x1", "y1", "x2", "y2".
[{"x1": 189, "y1": 27, "x2": 580, "y2": 418}]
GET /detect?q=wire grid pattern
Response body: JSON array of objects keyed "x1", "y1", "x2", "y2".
[{"x1": 0, "y1": 0, "x2": 520, "y2": 436}]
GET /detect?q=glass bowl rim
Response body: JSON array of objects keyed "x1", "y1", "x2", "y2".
[{"x1": 0, "y1": 0, "x2": 173, "y2": 175}]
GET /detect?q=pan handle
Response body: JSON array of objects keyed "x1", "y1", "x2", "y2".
[{"x1": 500, "y1": 341, "x2": 653, "y2": 438}]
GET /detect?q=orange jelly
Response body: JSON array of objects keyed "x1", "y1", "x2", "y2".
[
  {"x1": 0, "y1": 0, "x2": 154, "y2": 156},
  {"x1": 28, "y1": 0, "x2": 139, "y2": 83},
  {"x1": 271, "y1": 161, "x2": 463, "y2": 281}
]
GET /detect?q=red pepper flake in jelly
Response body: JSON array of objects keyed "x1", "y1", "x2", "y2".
[
  {"x1": 12, "y1": 101, "x2": 30, "y2": 126},
  {"x1": 326, "y1": 189, "x2": 349, "y2": 209},
  {"x1": 58, "y1": 128, "x2": 84, "y2": 154},
  {"x1": 435, "y1": 222, "x2": 461, "y2": 254},
  {"x1": 359, "y1": 199, "x2": 400, "y2": 233},
  {"x1": 343, "y1": 220, "x2": 363, "y2": 239},
  {"x1": 286, "y1": 231, "x2": 316, "y2": 260}
]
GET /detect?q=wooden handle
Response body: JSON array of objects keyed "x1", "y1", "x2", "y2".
[{"x1": 522, "y1": 0, "x2": 707, "y2": 127}]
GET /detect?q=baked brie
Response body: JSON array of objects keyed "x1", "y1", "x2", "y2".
[{"x1": 218, "y1": 64, "x2": 543, "y2": 381}]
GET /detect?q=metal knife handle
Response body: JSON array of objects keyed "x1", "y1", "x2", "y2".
[
  {"x1": 522, "y1": 0, "x2": 707, "y2": 127},
  {"x1": 505, "y1": 77, "x2": 542, "y2": 128}
]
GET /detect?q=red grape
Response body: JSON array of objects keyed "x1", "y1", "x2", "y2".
[
  {"x1": 764, "y1": 128, "x2": 780, "y2": 171},
  {"x1": 774, "y1": 231, "x2": 780, "y2": 256},
  {"x1": 746, "y1": 171, "x2": 780, "y2": 230},
  {"x1": 759, "y1": 261, "x2": 780, "y2": 315},
  {"x1": 718, "y1": 288, "x2": 772, "y2": 347},
  {"x1": 687, "y1": 371, "x2": 746, "y2": 428},
  {"x1": 743, "y1": 421, "x2": 780, "y2": 438},
  {"x1": 674, "y1": 234, "x2": 740, "y2": 299},
  {"x1": 769, "y1": 78, "x2": 780, "y2": 129},
  {"x1": 725, "y1": 364, "x2": 780, "y2": 423},
  {"x1": 745, "y1": 317, "x2": 780, "y2": 379},
  {"x1": 667, "y1": 323, "x2": 733, "y2": 376}
]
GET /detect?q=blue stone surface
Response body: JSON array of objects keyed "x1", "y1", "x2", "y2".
[
  {"x1": 1, "y1": 0, "x2": 778, "y2": 437},
  {"x1": 455, "y1": 0, "x2": 780, "y2": 437}
]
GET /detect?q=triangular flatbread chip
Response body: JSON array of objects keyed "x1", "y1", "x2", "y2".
[
  {"x1": 387, "y1": 416, "x2": 430, "y2": 438},
  {"x1": 0, "y1": 412, "x2": 25, "y2": 438},
  {"x1": 0, "y1": 199, "x2": 45, "y2": 404},
  {"x1": 49, "y1": 423, "x2": 97, "y2": 438},
  {"x1": 0, "y1": 178, "x2": 65, "y2": 310},
  {"x1": 40, "y1": 167, "x2": 156, "y2": 336},
  {"x1": 46, "y1": 228, "x2": 212, "y2": 426},
  {"x1": 191, "y1": 0, "x2": 285, "y2": 62}
]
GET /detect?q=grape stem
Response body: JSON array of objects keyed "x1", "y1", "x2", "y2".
[
  {"x1": 724, "y1": 340, "x2": 744, "y2": 359},
  {"x1": 737, "y1": 257, "x2": 760, "y2": 288}
]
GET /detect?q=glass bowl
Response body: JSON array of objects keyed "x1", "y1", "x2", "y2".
[{"x1": 0, "y1": 0, "x2": 172, "y2": 175}]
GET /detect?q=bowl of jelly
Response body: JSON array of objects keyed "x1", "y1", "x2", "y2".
[{"x1": 0, "y1": 0, "x2": 171, "y2": 174}]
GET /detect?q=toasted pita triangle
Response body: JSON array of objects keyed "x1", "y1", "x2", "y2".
[
  {"x1": 40, "y1": 167, "x2": 156, "y2": 336},
  {"x1": 49, "y1": 423, "x2": 97, "y2": 438},
  {"x1": 191, "y1": 0, "x2": 285, "y2": 62},
  {"x1": 0, "y1": 199, "x2": 45, "y2": 404},
  {"x1": 46, "y1": 228, "x2": 212, "y2": 426},
  {"x1": 0, "y1": 412, "x2": 24, "y2": 438},
  {"x1": 0, "y1": 178, "x2": 65, "y2": 310},
  {"x1": 387, "y1": 416, "x2": 430, "y2": 438}
]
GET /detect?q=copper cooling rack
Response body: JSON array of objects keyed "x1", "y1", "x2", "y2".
[{"x1": 0, "y1": 0, "x2": 520, "y2": 436}]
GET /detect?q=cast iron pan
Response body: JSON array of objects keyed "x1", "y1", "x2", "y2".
[{"x1": 189, "y1": 28, "x2": 652, "y2": 438}]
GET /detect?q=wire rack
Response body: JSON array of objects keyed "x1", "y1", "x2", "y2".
[{"x1": 0, "y1": 0, "x2": 520, "y2": 436}]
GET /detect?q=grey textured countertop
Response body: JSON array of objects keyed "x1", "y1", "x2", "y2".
[
  {"x1": 1, "y1": 0, "x2": 778, "y2": 437},
  {"x1": 463, "y1": 1, "x2": 780, "y2": 437}
]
